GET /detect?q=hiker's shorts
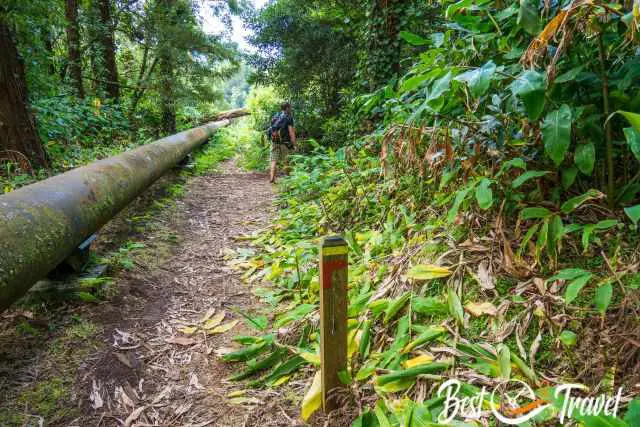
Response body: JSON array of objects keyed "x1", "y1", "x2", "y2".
[{"x1": 270, "y1": 142, "x2": 290, "y2": 163}]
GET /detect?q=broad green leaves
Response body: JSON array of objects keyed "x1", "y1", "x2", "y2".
[
  {"x1": 564, "y1": 273, "x2": 592, "y2": 305},
  {"x1": 517, "y1": 0, "x2": 540, "y2": 35},
  {"x1": 613, "y1": 110, "x2": 640, "y2": 133},
  {"x1": 560, "y1": 189, "x2": 601, "y2": 214},
  {"x1": 510, "y1": 70, "x2": 546, "y2": 120},
  {"x1": 455, "y1": 61, "x2": 496, "y2": 98},
  {"x1": 512, "y1": 170, "x2": 550, "y2": 188},
  {"x1": 447, "y1": 288, "x2": 464, "y2": 327},
  {"x1": 542, "y1": 105, "x2": 572, "y2": 166},
  {"x1": 447, "y1": 185, "x2": 474, "y2": 222},
  {"x1": 575, "y1": 142, "x2": 595, "y2": 175},
  {"x1": 475, "y1": 178, "x2": 493, "y2": 210},
  {"x1": 407, "y1": 265, "x2": 451, "y2": 280},
  {"x1": 559, "y1": 330, "x2": 577, "y2": 347},
  {"x1": 399, "y1": 31, "x2": 429, "y2": 46},
  {"x1": 594, "y1": 282, "x2": 613, "y2": 315},
  {"x1": 401, "y1": 75, "x2": 429, "y2": 92},
  {"x1": 623, "y1": 127, "x2": 640, "y2": 162},
  {"x1": 520, "y1": 207, "x2": 551, "y2": 220},
  {"x1": 624, "y1": 204, "x2": 640, "y2": 225}
]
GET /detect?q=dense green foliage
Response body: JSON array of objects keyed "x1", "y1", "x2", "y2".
[
  {"x1": 223, "y1": 1, "x2": 640, "y2": 425},
  {"x1": 0, "y1": 0, "x2": 248, "y2": 192}
]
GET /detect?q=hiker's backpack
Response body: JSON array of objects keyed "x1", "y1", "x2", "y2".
[{"x1": 267, "y1": 112, "x2": 288, "y2": 143}]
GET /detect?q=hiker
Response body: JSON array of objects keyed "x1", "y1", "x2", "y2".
[{"x1": 268, "y1": 102, "x2": 297, "y2": 183}]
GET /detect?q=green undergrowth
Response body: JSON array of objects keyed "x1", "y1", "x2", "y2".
[{"x1": 222, "y1": 145, "x2": 639, "y2": 426}]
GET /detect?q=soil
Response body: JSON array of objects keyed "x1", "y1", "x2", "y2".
[{"x1": 0, "y1": 160, "x2": 307, "y2": 426}]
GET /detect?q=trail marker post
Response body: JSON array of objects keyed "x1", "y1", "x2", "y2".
[{"x1": 319, "y1": 236, "x2": 348, "y2": 412}]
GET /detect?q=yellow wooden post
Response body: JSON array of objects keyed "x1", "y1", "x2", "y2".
[{"x1": 319, "y1": 236, "x2": 348, "y2": 412}]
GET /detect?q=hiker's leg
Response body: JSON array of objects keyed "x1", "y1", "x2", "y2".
[
  {"x1": 269, "y1": 159, "x2": 277, "y2": 183},
  {"x1": 269, "y1": 143, "x2": 278, "y2": 182}
]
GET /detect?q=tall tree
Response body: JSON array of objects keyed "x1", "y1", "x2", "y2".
[
  {"x1": 64, "y1": 0, "x2": 84, "y2": 98},
  {"x1": 97, "y1": 0, "x2": 119, "y2": 100},
  {"x1": 157, "y1": 0, "x2": 176, "y2": 133},
  {"x1": 0, "y1": 20, "x2": 47, "y2": 167}
]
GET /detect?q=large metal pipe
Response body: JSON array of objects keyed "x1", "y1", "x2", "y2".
[{"x1": 0, "y1": 119, "x2": 231, "y2": 310}]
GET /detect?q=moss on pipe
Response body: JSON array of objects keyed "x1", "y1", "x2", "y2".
[{"x1": 0, "y1": 119, "x2": 230, "y2": 310}]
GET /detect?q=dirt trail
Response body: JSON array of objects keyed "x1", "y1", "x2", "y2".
[
  {"x1": 74, "y1": 160, "x2": 302, "y2": 426},
  {"x1": 0, "y1": 159, "x2": 309, "y2": 426}
]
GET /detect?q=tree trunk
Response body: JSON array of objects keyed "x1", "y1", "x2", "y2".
[
  {"x1": 157, "y1": 0, "x2": 176, "y2": 134},
  {"x1": 98, "y1": 0, "x2": 119, "y2": 100},
  {"x1": 159, "y1": 49, "x2": 176, "y2": 134},
  {"x1": 0, "y1": 21, "x2": 47, "y2": 168},
  {"x1": 65, "y1": 0, "x2": 84, "y2": 98}
]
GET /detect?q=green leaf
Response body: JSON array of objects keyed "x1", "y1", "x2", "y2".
[
  {"x1": 408, "y1": 404, "x2": 433, "y2": 427},
  {"x1": 575, "y1": 142, "x2": 596, "y2": 175},
  {"x1": 624, "y1": 399, "x2": 640, "y2": 425},
  {"x1": 623, "y1": 127, "x2": 640, "y2": 162},
  {"x1": 447, "y1": 185, "x2": 474, "y2": 222},
  {"x1": 447, "y1": 287, "x2": 464, "y2": 327},
  {"x1": 498, "y1": 344, "x2": 511, "y2": 379},
  {"x1": 624, "y1": 204, "x2": 640, "y2": 225},
  {"x1": 445, "y1": 0, "x2": 474, "y2": 19},
  {"x1": 401, "y1": 74, "x2": 429, "y2": 92},
  {"x1": 542, "y1": 105, "x2": 572, "y2": 166},
  {"x1": 548, "y1": 268, "x2": 590, "y2": 282},
  {"x1": 564, "y1": 273, "x2": 592, "y2": 304},
  {"x1": 520, "y1": 207, "x2": 551, "y2": 220},
  {"x1": 402, "y1": 326, "x2": 447, "y2": 354},
  {"x1": 562, "y1": 166, "x2": 579, "y2": 189},
  {"x1": 510, "y1": 70, "x2": 546, "y2": 120},
  {"x1": 352, "y1": 411, "x2": 379, "y2": 427},
  {"x1": 475, "y1": 178, "x2": 493, "y2": 210},
  {"x1": 581, "y1": 415, "x2": 628, "y2": 427},
  {"x1": 612, "y1": 110, "x2": 640, "y2": 133},
  {"x1": 497, "y1": 158, "x2": 526, "y2": 177},
  {"x1": 517, "y1": 0, "x2": 540, "y2": 35},
  {"x1": 375, "y1": 401, "x2": 392, "y2": 427},
  {"x1": 407, "y1": 264, "x2": 451, "y2": 281},
  {"x1": 512, "y1": 170, "x2": 550, "y2": 188},
  {"x1": 594, "y1": 282, "x2": 613, "y2": 315},
  {"x1": 383, "y1": 292, "x2": 411, "y2": 324},
  {"x1": 427, "y1": 71, "x2": 453, "y2": 111},
  {"x1": 547, "y1": 214, "x2": 564, "y2": 255},
  {"x1": 559, "y1": 330, "x2": 577, "y2": 347},
  {"x1": 274, "y1": 304, "x2": 316, "y2": 328},
  {"x1": 376, "y1": 362, "x2": 451, "y2": 386},
  {"x1": 555, "y1": 65, "x2": 585, "y2": 84},
  {"x1": 560, "y1": 189, "x2": 601, "y2": 214},
  {"x1": 455, "y1": 61, "x2": 496, "y2": 98},
  {"x1": 399, "y1": 31, "x2": 429, "y2": 46},
  {"x1": 581, "y1": 224, "x2": 596, "y2": 251},
  {"x1": 412, "y1": 297, "x2": 448, "y2": 315}
]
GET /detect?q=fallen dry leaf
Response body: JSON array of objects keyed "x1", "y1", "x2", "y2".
[
  {"x1": 165, "y1": 336, "x2": 195, "y2": 346},
  {"x1": 114, "y1": 352, "x2": 133, "y2": 369},
  {"x1": 209, "y1": 320, "x2": 239, "y2": 334},
  {"x1": 477, "y1": 261, "x2": 495, "y2": 290},
  {"x1": 89, "y1": 379, "x2": 104, "y2": 410},
  {"x1": 200, "y1": 307, "x2": 216, "y2": 323},
  {"x1": 465, "y1": 301, "x2": 498, "y2": 317},
  {"x1": 202, "y1": 312, "x2": 226, "y2": 330},
  {"x1": 123, "y1": 406, "x2": 147, "y2": 427},
  {"x1": 178, "y1": 326, "x2": 198, "y2": 335}
]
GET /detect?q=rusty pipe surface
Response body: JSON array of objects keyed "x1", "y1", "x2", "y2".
[{"x1": 0, "y1": 119, "x2": 230, "y2": 310}]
